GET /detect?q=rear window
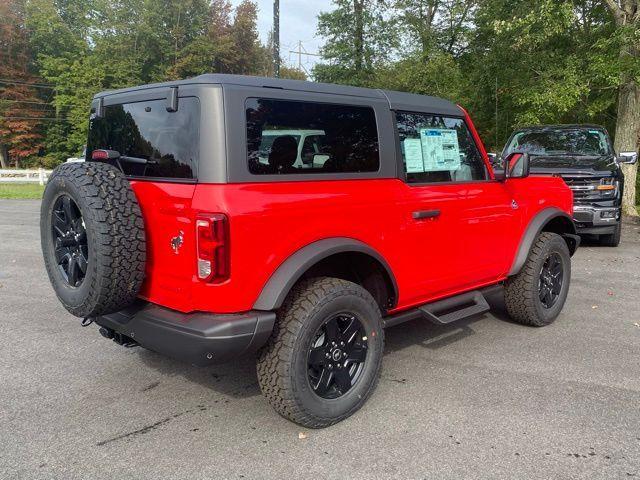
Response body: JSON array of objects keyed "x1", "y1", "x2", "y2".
[
  {"x1": 245, "y1": 98, "x2": 379, "y2": 175},
  {"x1": 87, "y1": 97, "x2": 199, "y2": 179}
]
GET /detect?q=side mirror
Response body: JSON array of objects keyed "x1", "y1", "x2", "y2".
[
  {"x1": 617, "y1": 151, "x2": 638, "y2": 165},
  {"x1": 505, "y1": 152, "x2": 530, "y2": 179}
]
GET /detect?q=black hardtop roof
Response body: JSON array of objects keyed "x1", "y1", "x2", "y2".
[{"x1": 93, "y1": 74, "x2": 463, "y2": 116}]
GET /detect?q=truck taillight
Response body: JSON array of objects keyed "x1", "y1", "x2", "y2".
[{"x1": 196, "y1": 214, "x2": 229, "y2": 282}]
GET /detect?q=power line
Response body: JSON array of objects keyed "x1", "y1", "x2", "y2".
[
  {"x1": 0, "y1": 99, "x2": 54, "y2": 106},
  {"x1": 0, "y1": 116, "x2": 69, "y2": 121},
  {"x1": 0, "y1": 79, "x2": 56, "y2": 89},
  {"x1": 289, "y1": 41, "x2": 321, "y2": 74}
]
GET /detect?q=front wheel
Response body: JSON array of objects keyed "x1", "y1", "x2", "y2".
[
  {"x1": 504, "y1": 232, "x2": 571, "y2": 327},
  {"x1": 599, "y1": 221, "x2": 621, "y2": 247},
  {"x1": 256, "y1": 277, "x2": 384, "y2": 428}
]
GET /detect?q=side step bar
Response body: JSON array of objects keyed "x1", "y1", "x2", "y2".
[{"x1": 383, "y1": 285, "x2": 500, "y2": 329}]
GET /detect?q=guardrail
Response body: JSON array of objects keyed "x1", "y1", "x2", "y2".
[{"x1": 0, "y1": 168, "x2": 53, "y2": 185}]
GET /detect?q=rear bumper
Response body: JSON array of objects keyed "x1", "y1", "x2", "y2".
[
  {"x1": 573, "y1": 205, "x2": 620, "y2": 233},
  {"x1": 94, "y1": 302, "x2": 276, "y2": 366}
]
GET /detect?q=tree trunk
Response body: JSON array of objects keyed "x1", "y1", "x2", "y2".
[
  {"x1": 0, "y1": 144, "x2": 8, "y2": 168},
  {"x1": 603, "y1": 0, "x2": 640, "y2": 215},
  {"x1": 614, "y1": 80, "x2": 640, "y2": 215}
]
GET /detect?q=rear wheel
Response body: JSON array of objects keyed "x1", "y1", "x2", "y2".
[
  {"x1": 256, "y1": 277, "x2": 384, "y2": 428},
  {"x1": 599, "y1": 221, "x2": 621, "y2": 247},
  {"x1": 504, "y1": 232, "x2": 571, "y2": 327}
]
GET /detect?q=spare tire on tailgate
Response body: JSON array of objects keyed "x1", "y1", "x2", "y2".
[{"x1": 40, "y1": 162, "x2": 146, "y2": 318}]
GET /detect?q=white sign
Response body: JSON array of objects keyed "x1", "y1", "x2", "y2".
[
  {"x1": 419, "y1": 128, "x2": 461, "y2": 172},
  {"x1": 403, "y1": 139, "x2": 425, "y2": 173}
]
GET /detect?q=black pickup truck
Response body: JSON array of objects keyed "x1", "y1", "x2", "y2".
[{"x1": 497, "y1": 125, "x2": 638, "y2": 247}]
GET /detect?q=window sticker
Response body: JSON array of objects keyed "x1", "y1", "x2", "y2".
[
  {"x1": 419, "y1": 128, "x2": 461, "y2": 172},
  {"x1": 404, "y1": 138, "x2": 425, "y2": 173}
]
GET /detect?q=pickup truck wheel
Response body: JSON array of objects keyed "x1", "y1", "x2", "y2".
[
  {"x1": 40, "y1": 162, "x2": 146, "y2": 318},
  {"x1": 504, "y1": 232, "x2": 571, "y2": 327},
  {"x1": 599, "y1": 221, "x2": 621, "y2": 247},
  {"x1": 256, "y1": 277, "x2": 384, "y2": 428}
]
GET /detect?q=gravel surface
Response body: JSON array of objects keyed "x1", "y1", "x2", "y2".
[{"x1": 1, "y1": 199, "x2": 639, "y2": 480}]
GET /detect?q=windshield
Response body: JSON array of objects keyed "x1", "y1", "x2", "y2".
[{"x1": 505, "y1": 128, "x2": 611, "y2": 157}]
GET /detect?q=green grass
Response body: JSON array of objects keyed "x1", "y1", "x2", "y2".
[{"x1": 0, "y1": 183, "x2": 45, "y2": 199}]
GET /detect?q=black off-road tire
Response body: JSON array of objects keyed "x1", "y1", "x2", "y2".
[
  {"x1": 504, "y1": 232, "x2": 571, "y2": 327},
  {"x1": 256, "y1": 277, "x2": 384, "y2": 428},
  {"x1": 40, "y1": 162, "x2": 146, "y2": 318},
  {"x1": 599, "y1": 221, "x2": 621, "y2": 247}
]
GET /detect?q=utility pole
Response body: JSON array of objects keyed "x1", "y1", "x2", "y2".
[{"x1": 273, "y1": 0, "x2": 280, "y2": 78}]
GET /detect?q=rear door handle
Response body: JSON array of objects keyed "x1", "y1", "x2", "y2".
[{"x1": 412, "y1": 209, "x2": 441, "y2": 220}]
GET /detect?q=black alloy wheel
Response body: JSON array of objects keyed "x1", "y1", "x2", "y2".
[
  {"x1": 538, "y1": 252, "x2": 563, "y2": 309},
  {"x1": 51, "y1": 195, "x2": 88, "y2": 288},
  {"x1": 307, "y1": 313, "x2": 368, "y2": 399}
]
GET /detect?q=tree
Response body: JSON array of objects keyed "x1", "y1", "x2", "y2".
[
  {"x1": 457, "y1": 0, "x2": 618, "y2": 150},
  {"x1": 0, "y1": 0, "x2": 46, "y2": 167},
  {"x1": 313, "y1": 0, "x2": 398, "y2": 86},
  {"x1": 229, "y1": 0, "x2": 270, "y2": 75},
  {"x1": 602, "y1": 0, "x2": 640, "y2": 215}
]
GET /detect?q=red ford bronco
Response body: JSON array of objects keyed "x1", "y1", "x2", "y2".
[{"x1": 40, "y1": 75, "x2": 579, "y2": 427}]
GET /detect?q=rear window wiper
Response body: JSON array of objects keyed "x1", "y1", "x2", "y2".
[
  {"x1": 119, "y1": 155, "x2": 158, "y2": 165},
  {"x1": 90, "y1": 149, "x2": 158, "y2": 175}
]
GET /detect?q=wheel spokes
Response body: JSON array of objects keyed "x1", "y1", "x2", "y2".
[
  {"x1": 346, "y1": 345, "x2": 366, "y2": 363},
  {"x1": 314, "y1": 368, "x2": 333, "y2": 396},
  {"x1": 324, "y1": 317, "x2": 339, "y2": 342},
  {"x1": 341, "y1": 316, "x2": 360, "y2": 344},
  {"x1": 67, "y1": 256, "x2": 79, "y2": 286},
  {"x1": 54, "y1": 245, "x2": 70, "y2": 264},
  {"x1": 308, "y1": 313, "x2": 369, "y2": 399},
  {"x1": 76, "y1": 252, "x2": 88, "y2": 274},
  {"x1": 308, "y1": 346, "x2": 326, "y2": 366},
  {"x1": 53, "y1": 210, "x2": 68, "y2": 236},
  {"x1": 62, "y1": 196, "x2": 78, "y2": 223},
  {"x1": 52, "y1": 195, "x2": 88, "y2": 288},
  {"x1": 334, "y1": 368, "x2": 352, "y2": 393}
]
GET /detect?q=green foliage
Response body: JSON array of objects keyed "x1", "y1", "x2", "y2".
[
  {"x1": 7, "y1": 0, "x2": 280, "y2": 165},
  {"x1": 314, "y1": 0, "x2": 398, "y2": 86}
]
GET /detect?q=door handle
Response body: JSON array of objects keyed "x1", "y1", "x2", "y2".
[{"x1": 412, "y1": 209, "x2": 441, "y2": 220}]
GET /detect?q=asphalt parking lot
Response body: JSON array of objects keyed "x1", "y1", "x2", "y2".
[{"x1": 1, "y1": 199, "x2": 639, "y2": 480}]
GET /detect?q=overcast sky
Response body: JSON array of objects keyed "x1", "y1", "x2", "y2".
[{"x1": 230, "y1": 0, "x2": 333, "y2": 74}]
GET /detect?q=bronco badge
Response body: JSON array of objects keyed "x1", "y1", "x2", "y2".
[{"x1": 170, "y1": 231, "x2": 184, "y2": 254}]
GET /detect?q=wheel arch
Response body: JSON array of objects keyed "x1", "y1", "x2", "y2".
[
  {"x1": 508, "y1": 208, "x2": 579, "y2": 276},
  {"x1": 252, "y1": 238, "x2": 398, "y2": 312}
]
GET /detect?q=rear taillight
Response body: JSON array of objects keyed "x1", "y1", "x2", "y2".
[{"x1": 196, "y1": 214, "x2": 229, "y2": 282}]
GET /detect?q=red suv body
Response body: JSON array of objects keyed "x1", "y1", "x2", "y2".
[{"x1": 42, "y1": 74, "x2": 578, "y2": 427}]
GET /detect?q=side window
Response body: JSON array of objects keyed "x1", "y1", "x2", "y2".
[
  {"x1": 246, "y1": 98, "x2": 379, "y2": 175},
  {"x1": 396, "y1": 112, "x2": 487, "y2": 184}
]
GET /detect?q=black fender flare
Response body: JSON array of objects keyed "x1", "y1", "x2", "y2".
[
  {"x1": 508, "y1": 207, "x2": 578, "y2": 276},
  {"x1": 253, "y1": 237, "x2": 399, "y2": 311}
]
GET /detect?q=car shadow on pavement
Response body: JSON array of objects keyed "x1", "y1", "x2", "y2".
[
  {"x1": 383, "y1": 287, "x2": 514, "y2": 354},
  {"x1": 131, "y1": 288, "x2": 513, "y2": 398},
  {"x1": 135, "y1": 348, "x2": 262, "y2": 399}
]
